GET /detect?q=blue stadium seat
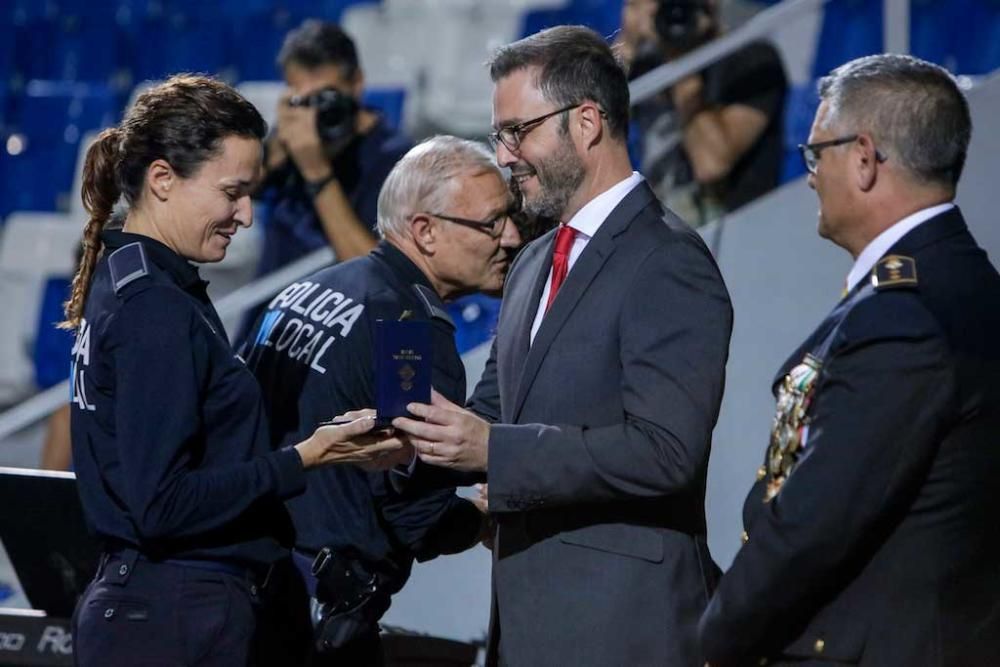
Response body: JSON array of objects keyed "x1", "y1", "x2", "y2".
[
  {"x1": 362, "y1": 88, "x2": 406, "y2": 132},
  {"x1": 16, "y1": 15, "x2": 125, "y2": 83},
  {"x1": 231, "y1": 9, "x2": 304, "y2": 81},
  {"x1": 520, "y1": 0, "x2": 621, "y2": 39},
  {"x1": 779, "y1": 83, "x2": 819, "y2": 184},
  {"x1": 214, "y1": 0, "x2": 378, "y2": 22},
  {"x1": 953, "y1": 0, "x2": 1000, "y2": 74},
  {"x1": 115, "y1": 0, "x2": 170, "y2": 22},
  {"x1": 213, "y1": 0, "x2": 279, "y2": 17},
  {"x1": 129, "y1": 12, "x2": 232, "y2": 82},
  {"x1": 447, "y1": 294, "x2": 502, "y2": 355},
  {"x1": 910, "y1": 0, "x2": 953, "y2": 69},
  {"x1": 1, "y1": 82, "x2": 120, "y2": 216},
  {"x1": 17, "y1": 80, "x2": 120, "y2": 140},
  {"x1": 0, "y1": 19, "x2": 16, "y2": 87},
  {"x1": 0, "y1": 85, "x2": 9, "y2": 131},
  {"x1": 626, "y1": 120, "x2": 643, "y2": 171},
  {"x1": 0, "y1": 143, "x2": 78, "y2": 216},
  {"x1": 33, "y1": 276, "x2": 75, "y2": 390},
  {"x1": 810, "y1": 0, "x2": 882, "y2": 79},
  {"x1": 5, "y1": 0, "x2": 59, "y2": 23},
  {"x1": 913, "y1": 0, "x2": 1000, "y2": 74},
  {"x1": 298, "y1": 0, "x2": 382, "y2": 22},
  {"x1": 44, "y1": 0, "x2": 126, "y2": 17}
]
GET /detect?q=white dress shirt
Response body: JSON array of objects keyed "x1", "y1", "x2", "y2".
[
  {"x1": 529, "y1": 172, "x2": 645, "y2": 344},
  {"x1": 844, "y1": 202, "x2": 955, "y2": 292}
]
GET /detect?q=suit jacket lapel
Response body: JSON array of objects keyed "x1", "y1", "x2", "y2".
[
  {"x1": 509, "y1": 183, "x2": 656, "y2": 421},
  {"x1": 502, "y1": 231, "x2": 556, "y2": 411},
  {"x1": 491, "y1": 231, "x2": 553, "y2": 420}
]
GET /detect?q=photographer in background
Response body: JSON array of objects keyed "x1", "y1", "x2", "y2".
[
  {"x1": 256, "y1": 20, "x2": 413, "y2": 273},
  {"x1": 618, "y1": 0, "x2": 786, "y2": 227}
]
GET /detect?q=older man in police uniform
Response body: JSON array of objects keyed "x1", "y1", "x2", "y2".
[
  {"x1": 699, "y1": 55, "x2": 1000, "y2": 666},
  {"x1": 242, "y1": 135, "x2": 521, "y2": 665}
]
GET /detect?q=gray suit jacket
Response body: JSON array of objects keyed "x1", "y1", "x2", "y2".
[{"x1": 469, "y1": 181, "x2": 733, "y2": 666}]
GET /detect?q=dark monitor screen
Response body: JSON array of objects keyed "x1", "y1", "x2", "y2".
[{"x1": 0, "y1": 468, "x2": 99, "y2": 617}]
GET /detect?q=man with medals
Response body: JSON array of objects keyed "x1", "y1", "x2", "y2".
[{"x1": 700, "y1": 54, "x2": 1000, "y2": 666}]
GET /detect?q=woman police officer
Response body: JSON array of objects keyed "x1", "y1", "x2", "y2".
[{"x1": 63, "y1": 75, "x2": 404, "y2": 666}]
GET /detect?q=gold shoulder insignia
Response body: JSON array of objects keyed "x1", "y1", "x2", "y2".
[{"x1": 871, "y1": 254, "x2": 917, "y2": 290}]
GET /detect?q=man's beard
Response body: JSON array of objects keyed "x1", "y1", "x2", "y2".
[{"x1": 521, "y1": 134, "x2": 585, "y2": 222}]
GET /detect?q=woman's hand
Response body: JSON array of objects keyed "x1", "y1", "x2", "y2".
[{"x1": 294, "y1": 415, "x2": 410, "y2": 469}]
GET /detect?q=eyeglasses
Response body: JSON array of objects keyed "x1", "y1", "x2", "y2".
[
  {"x1": 488, "y1": 104, "x2": 581, "y2": 153},
  {"x1": 426, "y1": 209, "x2": 512, "y2": 238},
  {"x1": 798, "y1": 135, "x2": 858, "y2": 174},
  {"x1": 798, "y1": 134, "x2": 889, "y2": 175}
]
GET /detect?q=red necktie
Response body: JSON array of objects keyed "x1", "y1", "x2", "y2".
[{"x1": 545, "y1": 224, "x2": 577, "y2": 312}]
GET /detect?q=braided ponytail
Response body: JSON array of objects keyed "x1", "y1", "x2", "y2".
[{"x1": 60, "y1": 127, "x2": 122, "y2": 330}]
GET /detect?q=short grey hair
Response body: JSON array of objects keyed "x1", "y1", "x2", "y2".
[
  {"x1": 376, "y1": 135, "x2": 500, "y2": 238},
  {"x1": 817, "y1": 53, "x2": 971, "y2": 189}
]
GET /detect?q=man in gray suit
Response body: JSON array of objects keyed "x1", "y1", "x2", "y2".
[{"x1": 392, "y1": 25, "x2": 733, "y2": 666}]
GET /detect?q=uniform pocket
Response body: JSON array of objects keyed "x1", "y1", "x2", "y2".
[
  {"x1": 74, "y1": 595, "x2": 157, "y2": 666},
  {"x1": 83, "y1": 595, "x2": 151, "y2": 622}
]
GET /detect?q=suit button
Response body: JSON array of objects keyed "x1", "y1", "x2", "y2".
[
  {"x1": 104, "y1": 608, "x2": 114, "y2": 620},
  {"x1": 814, "y1": 638, "x2": 825, "y2": 653},
  {"x1": 740, "y1": 530, "x2": 749, "y2": 544},
  {"x1": 118, "y1": 564, "x2": 128, "y2": 576},
  {"x1": 756, "y1": 466, "x2": 766, "y2": 481}
]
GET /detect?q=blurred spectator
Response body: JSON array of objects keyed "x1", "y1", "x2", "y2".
[
  {"x1": 618, "y1": 0, "x2": 787, "y2": 226},
  {"x1": 255, "y1": 19, "x2": 413, "y2": 272}
]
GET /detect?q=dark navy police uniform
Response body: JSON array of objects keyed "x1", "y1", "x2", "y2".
[
  {"x1": 699, "y1": 207, "x2": 1000, "y2": 666},
  {"x1": 242, "y1": 241, "x2": 481, "y2": 666},
  {"x1": 70, "y1": 230, "x2": 307, "y2": 666}
]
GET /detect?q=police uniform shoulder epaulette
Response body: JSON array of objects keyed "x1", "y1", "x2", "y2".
[
  {"x1": 107, "y1": 242, "x2": 151, "y2": 295},
  {"x1": 870, "y1": 254, "x2": 918, "y2": 291},
  {"x1": 411, "y1": 284, "x2": 454, "y2": 328}
]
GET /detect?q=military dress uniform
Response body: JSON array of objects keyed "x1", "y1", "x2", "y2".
[
  {"x1": 241, "y1": 241, "x2": 481, "y2": 665},
  {"x1": 70, "y1": 231, "x2": 307, "y2": 666},
  {"x1": 699, "y1": 207, "x2": 1000, "y2": 666}
]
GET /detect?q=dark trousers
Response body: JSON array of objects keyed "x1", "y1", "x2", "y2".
[{"x1": 72, "y1": 551, "x2": 257, "y2": 667}]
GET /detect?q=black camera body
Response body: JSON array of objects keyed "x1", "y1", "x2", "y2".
[
  {"x1": 287, "y1": 87, "x2": 359, "y2": 151},
  {"x1": 655, "y1": 0, "x2": 711, "y2": 53}
]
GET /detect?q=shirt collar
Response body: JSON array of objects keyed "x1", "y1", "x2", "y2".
[
  {"x1": 101, "y1": 229, "x2": 205, "y2": 290},
  {"x1": 564, "y1": 172, "x2": 644, "y2": 240},
  {"x1": 372, "y1": 240, "x2": 435, "y2": 292},
  {"x1": 845, "y1": 202, "x2": 955, "y2": 292}
]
